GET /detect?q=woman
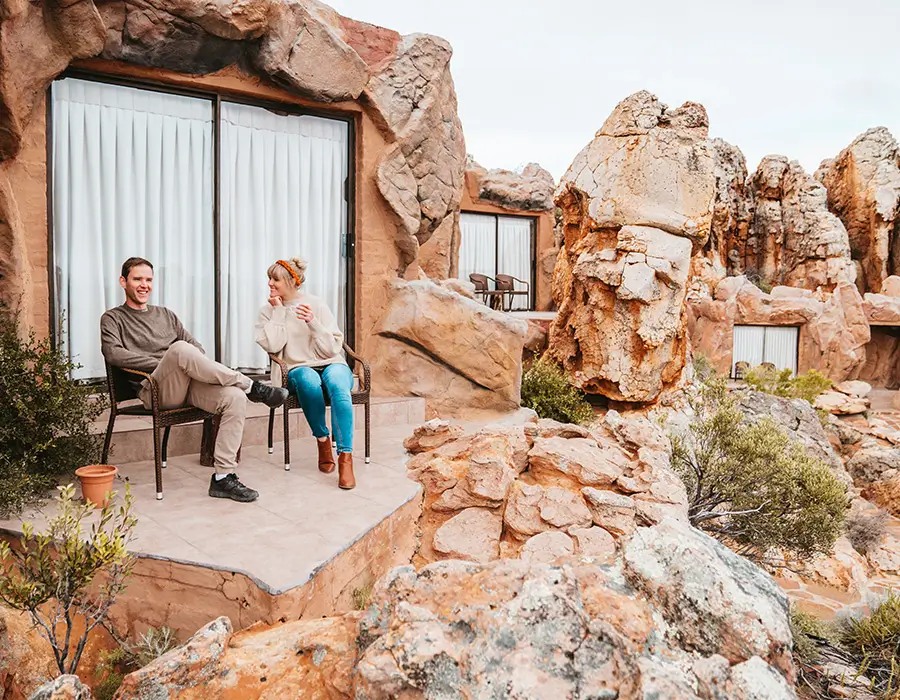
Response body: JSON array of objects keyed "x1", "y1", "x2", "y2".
[{"x1": 255, "y1": 257, "x2": 355, "y2": 489}]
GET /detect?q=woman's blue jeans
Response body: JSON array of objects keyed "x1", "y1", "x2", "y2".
[{"x1": 287, "y1": 363, "x2": 355, "y2": 453}]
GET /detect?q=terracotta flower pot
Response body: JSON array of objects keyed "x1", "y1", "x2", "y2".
[{"x1": 75, "y1": 465, "x2": 118, "y2": 507}]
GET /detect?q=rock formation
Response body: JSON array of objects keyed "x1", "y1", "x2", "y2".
[
  {"x1": 371, "y1": 279, "x2": 527, "y2": 418},
  {"x1": 368, "y1": 33, "x2": 467, "y2": 277},
  {"x1": 549, "y1": 91, "x2": 717, "y2": 403},
  {"x1": 28, "y1": 674, "x2": 92, "y2": 699},
  {"x1": 738, "y1": 157, "x2": 856, "y2": 291},
  {"x1": 114, "y1": 415, "x2": 797, "y2": 699},
  {"x1": 705, "y1": 137, "x2": 751, "y2": 286},
  {"x1": 473, "y1": 161, "x2": 556, "y2": 212},
  {"x1": 817, "y1": 127, "x2": 900, "y2": 293},
  {"x1": 687, "y1": 276, "x2": 870, "y2": 381}
]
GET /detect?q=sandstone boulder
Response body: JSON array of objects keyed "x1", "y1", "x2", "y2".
[
  {"x1": 883, "y1": 275, "x2": 900, "y2": 296},
  {"x1": 835, "y1": 380, "x2": 872, "y2": 398},
  {"x1": 818, "y1": 127, "x2": 900, "y2": 293},
  {"x1": 116, "y1": 614, "x2": 358, "y2": 699},
  {"x1": 708, "y1": 137, "x2": 751, "y2": 283},
  {"x1": 475, "y1": 162, "x2": 555, "y2": 212},
  {"x1": 369, "y1": 33, "x2": 466, "y2": 275},
  {"x1": 252, "y1": 0, "x2": 369, "y2": 101},
  {"x1": 569, "y1": 526, "x2": 617, "y2": 561},
  {"x1": 371, "y1": 279, "x2": 527, "y2": 418},
  {"x1": 519, "y1": 530, "x2": 574, "y2": 564},
  {"x1": 0, "y1": 0, "x2": 105, "y2": 162},
  {"x1": 624, "y1": 519, "x2": 793, "y2": 676},
  {"x1": 28, "y1": 675, "x2": 92, "y2": 700},
  {"x1": 740, "y1": 156, "x2": 856, "y2": 291},
  {"x1": 815, "y1": 390, "x2": 870, "y2": 415},
  {"x1": 582, "y1": 487, "x2": 636, "y2": 536},
  {"x1": 548, "y1": 91, "x2": 716, "y2": 402},
  {"x1": 431, "y1": 507, "x2": 502, "y2": 563},
  {"x1": 403, "y1": 419, "x2": 464, "y2": 453}
]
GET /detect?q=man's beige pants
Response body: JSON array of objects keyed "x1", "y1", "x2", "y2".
[{"x1": 139, "y1": 341, "x2": 250, "y2": 476}]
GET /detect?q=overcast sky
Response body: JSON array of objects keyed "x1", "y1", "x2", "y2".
[{"x1": 329, "y1": 0, "x2": 900, "y2": 183}]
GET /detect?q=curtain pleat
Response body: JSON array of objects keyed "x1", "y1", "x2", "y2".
[
  {"x1": 51, "y1": 79, "x2": 215, "y2": 380},
  {"x1": 497, "y1": 215, "x2": 533, "y2": 310},
  {"x1": 458, "y1": 212, "x2": 497, "y2": 286},
  {"x1": 219, "y1": 102, "x2": 348, "y2": 371}
]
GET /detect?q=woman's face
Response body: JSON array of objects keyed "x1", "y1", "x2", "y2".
[{"x1": 268, "y1": 274, "x2": 297, "y2": 300}]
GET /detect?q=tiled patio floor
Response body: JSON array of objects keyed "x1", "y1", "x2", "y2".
[{"x1": 0, "y1": 424, "x2": 421, "y2": 595}]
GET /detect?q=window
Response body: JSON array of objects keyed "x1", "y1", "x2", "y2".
[
  {"x1": 458, "y1": 211, "x2": 535, "y2": 310},
  {"x1": 50, "y1": 77, "x2": 351, "y2": 379},
  {"x1": 732, "y1": 325, "x2": 799, "y2": 377}
]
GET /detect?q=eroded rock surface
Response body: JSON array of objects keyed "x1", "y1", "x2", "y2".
[
  {"x1": 548, "y1": 91, "x2": 716, "y2": 402},
  {"x1": 818, "y1": 127, "x2": 900, "y2": 293},
  {"x1": 372, "y1": 279, "x2": 527, "y2": 418},
  {"x1": 473, "y1": 161, "x2": 555, "y2": 212}
]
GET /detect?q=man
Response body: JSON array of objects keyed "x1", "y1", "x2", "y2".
[{"x1": 100, "y1": 257, "x2": 288, "y2": 503}]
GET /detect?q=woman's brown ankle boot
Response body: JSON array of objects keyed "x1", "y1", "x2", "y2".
[
  {"x1": 338, "y1": 452, "x2": 355, "y2": 490},
  {"x1": 317, "y1": 439, "x2": 335, "y2": 473}
]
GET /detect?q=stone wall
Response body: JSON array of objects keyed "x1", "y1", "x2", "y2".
[{"x1": 0, "y1": 0, "x2": 526, "y2": 417}]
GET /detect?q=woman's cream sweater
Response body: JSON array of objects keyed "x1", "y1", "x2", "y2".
[{"x1": 255, "y1": 294, "x2": 345, "y2": 385}]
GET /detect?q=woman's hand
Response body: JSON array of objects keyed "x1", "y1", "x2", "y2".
[
  {"x1": 295, "y1": 303, "x2": 314, "y2": 322},
  {"x1": 268, "y1": 294, "x2": 283, "y2": 307}
]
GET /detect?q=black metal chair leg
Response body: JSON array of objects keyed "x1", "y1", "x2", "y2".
[
  {"x1": 102, "y1": 411, "x2": 116, "y2": 464},
  {"x1": 283, "y1": 404, "x2": 291, "y2": 471},
  {"x1": 365, "y1": 401, "x2": 371, "y2": 464},
  {"x1": 161, "y1": 426, "x2": 171, "y2": 468},
  {"x1": 152, "y1": 423, "x2": 164, "y2": 500},
  {"x1": 267, "y1": 407, "x2": 275, "y2": 454}
]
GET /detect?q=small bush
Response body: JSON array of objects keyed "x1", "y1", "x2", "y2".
[
  {"x1": 521, "y1": 356, "x2": 594, "y2": 425},
  {"x1": 0, "y1": 483, "x2": 137, "y2": 675},
  {"x1": 846, "y1": 510, "x2": 889, "y2": 555},
  {"x1": 0, "y1": 309, "x2": 107, "y2": 515},
  {"x1": 842, "y1": 593, "x2": 900, "y2": 697},
  {"x1": 670, "y1": 378, "x2": 847, "y2": 562},
  {"x1": 352, "y1": 582, "x2": 374, "y2": 611},
  {"x1": 744, "y1": 364, "x2": 832, "y2": 407},
  {"x1": 94, "y1": 626, "x2": 178, "y2": 699},
  {"x1": 692, "y1": 353, "x2": 717, "y2": 384},
  {"x1": 791, "y1": 606, "x2": 839, "y2": 664}
]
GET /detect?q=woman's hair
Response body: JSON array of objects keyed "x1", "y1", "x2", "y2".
[{"x1": 267, "y1": 257, "x2": 307, "y2": 287}]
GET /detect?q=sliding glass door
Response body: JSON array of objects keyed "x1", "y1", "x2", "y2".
[
  {"x1": 50, "y1": 77, "x2": 351, "y2": 379},
  {"x1": 51, "y1": 79, "x2": 215, "y2": 380}
]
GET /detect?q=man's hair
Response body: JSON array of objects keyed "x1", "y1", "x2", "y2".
[{"x1": 121, "y1": 257, "x2": 153, "y2": 279}]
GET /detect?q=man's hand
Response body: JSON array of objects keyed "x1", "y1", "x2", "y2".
[
  {"x1": 295, "y1": 303, "x2": 314, "y2": 323},
  {"x1": 268, "y1": 294, "x2": 283, "y2": 307}
]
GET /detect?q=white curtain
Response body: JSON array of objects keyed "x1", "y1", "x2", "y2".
[
  {"x1": 732, "y1": 325, "x2": 765, "y2": 376},
  {"x1": 52, "y1": 79, "x2": 215, "y2": 380},
  {"x1": 458, "y1": 212, "x2": 496, "y2": 287},
  {"x1": 763, "y1": 326, "x2": 799, "y2": 375},
  {"x1": 219, "y1": 102, "x2": 349, "y2": 371},
  {"x1": 497, "y1": 215, "x2": 533, "y2": 310}
]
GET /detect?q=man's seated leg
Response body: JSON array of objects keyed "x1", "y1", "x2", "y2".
[
  {"x1": 161, "y1": 341, "x2": 288, "y2": 408},
  {"x1": 188, "y1": 382, "x2": 258, "y2": 503}
]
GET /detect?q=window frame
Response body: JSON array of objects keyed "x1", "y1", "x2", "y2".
[
  {"x1": 458, "y1": 210, "x2": 537, "y2": 311},
  {"x1": 46, "y1": 70, "x2": 357, "y2": 377},
  {"x1": 731, "y1": 324, "x2": 801, "y2": 378}
]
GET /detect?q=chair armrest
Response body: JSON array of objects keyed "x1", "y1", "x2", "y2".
[
  {"x1": 267, "y1": 353, "x2": 290, "y2": 388},
  {"x1": 118, "y1": 367, "x2": 159, "y2": 409},
  {"x1": 342, "y1": 343, "x2": 371, "y2": 393}
]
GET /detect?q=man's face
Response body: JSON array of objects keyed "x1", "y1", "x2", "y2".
[{"x1": 120, "y1": 265, "x2": 153, "y2": 309}]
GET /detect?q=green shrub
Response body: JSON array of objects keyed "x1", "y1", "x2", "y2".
[
  {"x1": 0, "y1": 483, "x2": 137, "y2": 675},
  {"x1": 791, "y1": 606, "x2": 839, "y2": 664},
  {"x1": 691, "y1": 353, "x2": 717, "y2": 384},
  {"x1": 0, "y1": 309, "x2": 107, "y2": 515},
  {"x1": 744, "y1": 364, "x2": 832, "y2": 406},
  {"x1": 842, "y1": 593, "x2": 900, "y2": 697},
  {"x1": 94, "y1": 626, "x2": 178, "y2": 699},
  {"x1": 521, "y1": 356, "x2": 594, "y2": 425},
  {"x1": 670, "y1": 379, "x2": 847, "y2": 562}
]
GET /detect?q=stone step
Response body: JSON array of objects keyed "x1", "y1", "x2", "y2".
[{"x1": 95, "y1": 396, "x2": 425, "y2": 465}]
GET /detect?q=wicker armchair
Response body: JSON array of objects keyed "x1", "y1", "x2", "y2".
[
  {"x1": 102, "y1": 362, "x2": 229, "y2": 501},
  {"x1": 495, "y1": 274, "x2": 530, "y2": 311},
  {"x1": 266, "y1": 343, "x2": 371, "y2": 470}
]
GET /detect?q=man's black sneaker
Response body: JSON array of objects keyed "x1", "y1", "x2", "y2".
[
  {"x1": 209, "y1": 474, "x2": 259, "y2": 502},
  {"x1": 247, "y1": 381, "x2": 289, "y2": 408}
]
